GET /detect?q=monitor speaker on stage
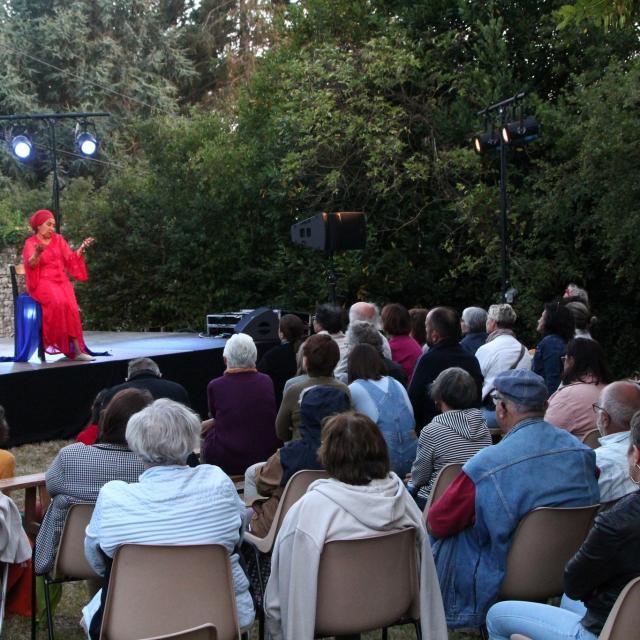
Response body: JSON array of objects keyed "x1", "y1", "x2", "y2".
[
  {"x1": 290, "y1": 211, "x2": 366, "y2": 253},
  {"x1": 205, "y1": 308, "x2": 312, "y2": 342}
]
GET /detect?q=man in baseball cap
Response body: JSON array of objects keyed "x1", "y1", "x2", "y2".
[{"x1": 427, "y1": 368, "x2": 600, "y2": 629}]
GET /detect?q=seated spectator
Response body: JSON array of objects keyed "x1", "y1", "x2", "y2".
[
  {"x1": 257, "y1": 314, "x2": 306, "y2": 408},
  {"x1": 381, "y1": 303, "x2": 423, "y2": 382},
  {"x1": 533, "y1": 300, "x2": 575, "y2": 395},
  {"x1": 429, "y1": 369, "x2": 599, "y2": 629},
  {"x1": 201, "y1": 333, "x2": 279, "y2": 475},
  {"x1": 486, "y1": 410, "x2": 640, "y2": 640},
  {"x1": 348, "y1": 343, "x2": 416, "y2": 477},
  {"x1": 83, "y1": 399, "x2": 254, "y2": 637},
  {"x1": 459, "y1": 307, "x2": 488, "y2": 355},
  {"x1": 103, "y1": 357, "x2": 190, "y2": 406},
  {"x1": 409, "y1": 307, "x2": 429, "y2": 349},
  {"x1": 264, "y1": 412, "x2": 448, "y2": 640},
  {"x1": 249, "y1": 385, "x2": 350, "y2": 538},
  {"x1": 408, "y1": 307, "x2": 483, "y2": 430},
  {"x1": 563, "y1": 282, "x2": 589, "y2": 305},
  {"x1": 343, "y1": 320, "x2": 407, "y2": 386},
  {"x1": 475, "y1": 304, "x2": 531, "y2": 404},
  {"x1": 334, "y1": 301, "x2": 392, "y2": 378},
  {"x1": 35, "y1": 388, "x2": 151, "y2": 575},
  {"x1": 410, "y1": 368, "x2": 491, "y2": 509},
  {"x1": 545, "y1": 338, "x2": 612, "y2": 440},
  {"x1": 564, "y1": 299, "x2": 595, "y2": 340},
  {"x1": 76, "y1": 388, "x2": 109, "y2": 446},
  {"x1": 0, "y1": 405, "x2": 16, "y2": 479},
  {"x1": 276, "y1": 333, "x2": 350, "y2": 442},
  {"x1": 593, "y1": 380, "x2": 640, "y2": 504},
  {"x1": 312, "y1": 303, "x2": 348, "y2": 366}
]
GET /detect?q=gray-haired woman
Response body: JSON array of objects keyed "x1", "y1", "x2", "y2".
[
  {"x1": 82, "y1": 398, "x2": 254, "y2": 638},
  {"x1": 409, "y1": 367, "x2": 492, "y2": 510}
]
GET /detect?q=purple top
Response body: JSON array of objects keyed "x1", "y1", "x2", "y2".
[
  {"x1": 389, "y1": 334, "x2": 423, "y2": 383},
  {"x1": 201, "y1": 371, "x2": 280, "y2": 475}
]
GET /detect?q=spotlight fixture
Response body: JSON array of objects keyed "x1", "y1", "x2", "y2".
[
  {"x1": 473, "y1": 129, "x2": 501, "y2": 154},
  {"x1": 76, "y1": 130, "x2": 99, "y2": 157},
  {"x1": 11, "y1": 134, "x2": 33, "y2": 160},
  {"x1": 501, "y1": 116, "x2": 541, "y2": 145}
]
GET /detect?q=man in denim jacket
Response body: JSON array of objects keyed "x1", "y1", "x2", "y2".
[{"x1": 428, "y1": 369, "x2": 600, "y2": 629}]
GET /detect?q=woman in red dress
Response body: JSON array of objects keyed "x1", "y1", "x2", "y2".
[{"x1": 22, "y1": 209, "x2": 95, "y2": 360}]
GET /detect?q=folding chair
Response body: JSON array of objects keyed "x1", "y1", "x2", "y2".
[
  {"x1": 581, "y1": 429, "x2": 601, "y2": 449},
  {"x1": 140, "y1": 623, "x2": 218, "y2": 640},
  {"x1": 9, "y1": 264, "x2": 45, "y2": 362},
  {"x1": 314, "y1": 528, "x2": 421, "y2": 639},
  {"x1": 423, "y1": 462, "x2": 463, "y2": 533},
  {"x1": 100, "y1": 544, "x2": 243, "y2": 640}
]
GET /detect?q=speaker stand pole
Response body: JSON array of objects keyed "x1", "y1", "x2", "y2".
[{"x1": 326, "y1": 252, "x2": 338, "y2": 305}]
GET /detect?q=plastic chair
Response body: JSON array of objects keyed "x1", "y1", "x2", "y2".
[
  {"x1": 140, "y1": 623, "x2": 218, "y2": 640},
  {"x1": 581, "y1": 429, "x2": 601, "y2": 449},
  {"x1": 99, "y1": 544, "x2": 241, "y2": 640},
  {"x1": 43, "y1": 503, "x2": 98, "y2": 640},
  {"x1": 509, "y1": 575, "x2": 640, "y2": 640},
  {"x1": 314, "y1": 528, "x2": 420, "y2": 639},
  {"x1": 499, "y1": 505, "x2": 599, "y2": 601},
  {"x1": 9, "y1": 264, "x2": 45, "y2": 362},
  {"x1": 423, "y1": 462, "x2": 463, "y2": 533}
]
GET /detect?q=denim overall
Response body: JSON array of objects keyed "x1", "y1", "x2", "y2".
[{"x1": 356, "y1": 379, "x2": 417, "y2": 477}]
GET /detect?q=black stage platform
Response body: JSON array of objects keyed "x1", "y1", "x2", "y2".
[{"x1": 0, "y1": 331, "x2": 263, "y2": 446}]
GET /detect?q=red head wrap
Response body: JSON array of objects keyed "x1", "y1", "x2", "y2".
[{"x1": 29, "y1": 209, "x2": 55, "y2": 232}]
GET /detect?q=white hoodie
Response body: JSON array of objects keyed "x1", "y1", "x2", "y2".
[{"x1": 264, "y1": 473, "x2": 448, "y2": 640}]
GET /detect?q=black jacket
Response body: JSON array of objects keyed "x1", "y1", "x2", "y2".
[
  {"x1": 407, "y1": 339, "x2": 483, "y2": 430},
  {"x1": 104, "y1": 372, "x2": 190, "y2": 407},
  {"x1": 564, "y1": 489, "x2": 640, "y2": 634},
  {"x1": 257, "y1": 342, "x2": 297, "y2": 409}
]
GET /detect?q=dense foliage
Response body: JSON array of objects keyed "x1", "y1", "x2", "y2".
[{"x1": 1, "y1": 0, "x2": 639, "y2": 374}]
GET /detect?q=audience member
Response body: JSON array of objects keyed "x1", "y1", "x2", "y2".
[
  {"x1": 408, "y1": 307, "x2": 483, "y2": 430},
  {"x1": 381, "y1": 303, "x2": 423, "y2": 382},
  {"x1": 564, "y1": 299, "x2": 595, "y2": 340},
  {"x1": 249, "y1": 386, "x2": 350, "y2": 537},
  {"x1": 545, "y1": 338, "x2": 612, "y2": 440},
  {"x1": 313, "y1": 303, "x2": 348, "y2": 363},
  {"x1": 82, "y1": 399, "x2": 254, "y2": 637},
  {"x1": 35, "y1": 388, "x2": 151, "y2": 575},
  {"x1": 533, "y1": 300, "x2": 575, "y2": 395},
  {"x1": 334, "y1": 301, "x2": 392, "y2": 378},
  {"x1": 0, "y1": 405, "x2": 16, "y2": 479},
  {"x1": 257, "y1": 314, "x2": 306, "y2": 408},
  {"x1": 344, "y1": 320, "x2": 407, "y2": 386},
  {"x1": 459, "y1": 307, "x2": 488, "y2": 355},
  {"x1": 475, "y1": 304, "x2": 531, "y2": 403},
  {"x1": 276, "y1": 333, "x2": 350, "y2": 442},
  {"x1": 265, "y1": 412, "x2": 448, "y2": 640},
  {"x1": 409, "y1": 307, "x2": 429, "y2": 349},
  {"x1": 429, "y1": 369, "x2": 599, "y2": 629},
  {"x1": 348, "y1": 343, "x2": 416, "y2": 477},
  {"x1": 410, "y1": 368, "x2": 491, "y2": 509},
  {"x1": 76, "y1": 388, "x2": 110, "y2": 446},
  {"x1": 486, "y1": 409, "x2": 640, "y2": 640},
  {"x1": 563, "y1": 283, "x2": 589, "y2": 305},
  {"x1": 103, "y1": 357, "x2": 190, "y2": 406},
  {"x1": 593, "y1": 380, "x2": 640, "y2": 504},
  {"x1": 201, "y1": 333, "x2": 279, "y2": 475}
]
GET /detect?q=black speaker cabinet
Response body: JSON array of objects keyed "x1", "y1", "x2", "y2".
[{"x1": 290, "y1": 211, "x2": 366, "y2": 253}]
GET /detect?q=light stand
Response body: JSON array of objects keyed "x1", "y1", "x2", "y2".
[{"x1": 0, "y1": 111, "x2": 110, "y2": 231}]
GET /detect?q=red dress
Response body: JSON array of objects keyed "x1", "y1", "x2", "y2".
[{"x1": 22, "y1": 233, "x2": 88, "y2": 356}]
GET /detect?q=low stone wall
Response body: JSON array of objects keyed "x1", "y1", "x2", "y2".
[{"x1": 0, "y1": 245, "x2": 21, "y2": 338}]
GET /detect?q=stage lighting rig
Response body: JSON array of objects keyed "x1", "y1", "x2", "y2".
[
  {"x1": 75, "y1": 122, "x2": 99, "y2": 157},
  {"x1": 10, "y1": 133, "x2": 34, "y2": 161}
]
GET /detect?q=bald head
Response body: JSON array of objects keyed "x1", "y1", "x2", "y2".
[
  {"x1": 426, "y1": 307, "x2": 461, "y2": 346},
  {"x1": 349, "y1": 302, "x2": 379, "y2": 326},
  {"x1": 598, "y1": 381, "x2": 640, "y2": 435}
]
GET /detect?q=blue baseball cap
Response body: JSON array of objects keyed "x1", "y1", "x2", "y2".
[{"x1": 493, "y1": 369, "x2": 548, "y2": 406}]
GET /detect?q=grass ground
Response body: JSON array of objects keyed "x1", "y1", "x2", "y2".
[{"x1": 3, "y1": 440, "x2": 478, "y2": 640}]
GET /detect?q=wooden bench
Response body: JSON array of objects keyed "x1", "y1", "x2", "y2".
[{"x1": 0, "y1": 472, "x2": 50, "y2": 537}]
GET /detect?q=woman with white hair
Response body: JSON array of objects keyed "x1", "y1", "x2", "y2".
[
  {"x1": 82, "y1": 399, "x2": 254, "y2": 638},
  {"x1": 201, "y1": 333, "x2": 280, "y2": 474}
]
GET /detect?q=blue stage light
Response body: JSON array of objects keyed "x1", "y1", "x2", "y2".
[
  {"x1": 76, "y1": 131, "x2": 99, "y2": 157},
  {"x1": 11, "y1": 134, "x2": 33, "y2": 160}
]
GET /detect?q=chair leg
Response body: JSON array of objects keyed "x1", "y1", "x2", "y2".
[
  {"x1": 258, "y1": 607, "x2": 265, "y2": 640},
  {"x1": 43, "y1": 576, "x2": 55, "y2": 640},
  {"x1": 480, "y1": 624, "x2": 489, "y2": 640},
  {"x1": 381, "y1": 628, "x2": 388, "y2": 640},
  {"x1": 414, "y1": 619, "x2": 422, "y2": 639},
  {"x1": 30, "y1": 551, "x2": 37, "y2": 640}
]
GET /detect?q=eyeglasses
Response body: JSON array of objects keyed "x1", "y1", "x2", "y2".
[
  {"x1": 561, "y1": 355, "x2": 567, "y2": 362},
  {"x1": 491, "y1": 392, "x2": 505, "y2": 406},
  {"x1": 592, "y1": 403, "x2": 606, "y2": 415}
]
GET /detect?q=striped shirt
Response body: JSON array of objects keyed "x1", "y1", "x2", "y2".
[
  {"x1": 411, "y1": 408, "x2": 491, "y2": 501},
  {"x1": 83, "y1": 464, "x2": 254, "y2": 629}
]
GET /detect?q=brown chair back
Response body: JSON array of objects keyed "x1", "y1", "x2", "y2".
[
  {"x1": 600, "y1": 576, "x2": 640, "y2": 640},
  {"x1": 499, "y1": 504, "x2": 599, "y2": 601},
  {"x1": 314, "y1": 528, "x2": 418, "y2": 636},
  {"x1": 53, "y1": 503, "x2": 98, "y2": 580},
  {"x1": 140, "y1": 624, "x2": 218, "y2": 640},
  {"x1": 581, "y1": 429, "x2": 601, "y2": 449},
  {"x1": 100, "y1": 544, "x2": 239, "y2": 640},
  {"x1": 424, "y1": 462, "x2": 463, "y2": 532}
]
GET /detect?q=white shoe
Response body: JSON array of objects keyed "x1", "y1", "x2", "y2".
[{"x1": 75, "y1": 352, "x2": 96, "y2": 362}]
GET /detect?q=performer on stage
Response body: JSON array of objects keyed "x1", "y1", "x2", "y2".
[{"x1": 22, "y1": 209, "x2": 95, "y2": 361}]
